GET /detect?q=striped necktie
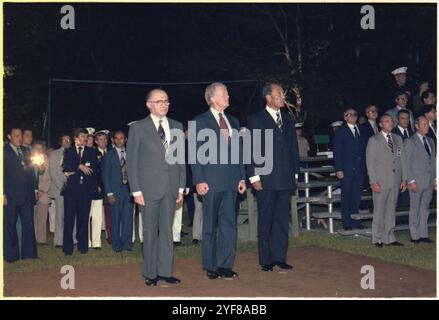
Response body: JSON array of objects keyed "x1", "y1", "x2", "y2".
[
  {"x1": 158, "y1": 120, "x2": 168, "y2": 150},
  {"x1": 276, "y1": 111, "x2": 283, "y2": 132},
  {"x1": 387, "y1": 134, "x2": 394, "y2": 154}
]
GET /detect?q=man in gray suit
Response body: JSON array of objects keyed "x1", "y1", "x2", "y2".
[
  {"x1": 386, "y1": 91, "x2": 415, "y2": 132},
  {"x1": 127, "y1": 89, "x2": 186, "y2": 287},
  {"x1": 405, "y1": 116, "x2": 436, "y2": 244},
  {"x1": 366, "y1": 114, "x2": 407, "y2": 247},
  {"x1": 48, "y1": 134, "x2": 72, "y2": 247}
]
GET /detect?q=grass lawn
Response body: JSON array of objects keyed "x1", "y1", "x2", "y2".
[{"x1": 4, "y1": 224, "x2": 436, "y2": 274}]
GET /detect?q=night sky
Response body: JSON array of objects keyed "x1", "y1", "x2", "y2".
[{"x1": 3, "y1": 3, "x2": 436, "y2": 147}]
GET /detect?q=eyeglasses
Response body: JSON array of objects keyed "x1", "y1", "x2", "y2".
[
  {"x1": 345, "y1": 112, "x2": 358, "y2": 117},
  {"x1": 148, "y1": 100, "x2": 170, "y2": 106}
]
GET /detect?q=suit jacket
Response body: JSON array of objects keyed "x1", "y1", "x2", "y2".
[
  {"x1": 404, "y1": 134, "x2": 436, "y2": 190},
  {"x1": 427, "y1": 125, "x2": 437, "y2": 144},
  {"x1": 102, "y1": 148, "x2": 130, "y2": 202},
  {"x1": 392, "y1": 126, "x2": 414, "y2": 141},
  {"x1": 3, "y1": 144, "x2": 36, "y2": 205},
  {"x1": 385, "y1": 107, "x2": 415, "y2": 132},
  {"x1": 333, "y1": 123, "x2": 366, "y2": 177},
  {"x1": 62, "y1": 146, "x2": 97, "y2": 196},
  {"x1": 360, "y1": 121, "x2": 379, "y2": 145},
  {"x1": 246, "y1": 108, "x2": 300, "y2": 190},
  {"x1": 191, "y1": 110, "x2": 246, "y2": 192},
  {"x1": 92, "y1": 148, "x2": 105, "y2": 200},
  {"x1": 37, "y1": 156, "x2": 51, "y2": 204},
  {"x1": 48, "y1": 147, "x2": 67, "y2": 198},
  {"x1": 366, "y1": 132, "x2": 407, "y2": 190},
  {"x1": 126, "y1": 115, "x2": 186, "y2": 201}
]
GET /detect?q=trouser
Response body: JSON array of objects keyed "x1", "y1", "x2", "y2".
[
  {"x1": 48, "y1": 199, "x2": 56, "y2": 233},
  {"x1": 340, "y1": 174, "x2": 363, "y2": 229},
  {"x1": 255, "y1": 189, "x2": 292, "y2": 266},
  {"x1": 88, "y1": 199, "x2": 103, "y2": 248},
  {"x1": 111, "y1": 187, "x2": 134, "y2": 251},
  {"x1": 202, "y1": 190, "x2": 237, "y2": 271},
  {"x1": 34, "y1": 201, "x2": 49, "y2": 244},
  {"x1": 53, "y1": 195, "x2": 77, "y2": 246},
  {"x1": 192, "y1": 193, "x2": 203, "y2": 241},
  {"x1": 140, "y1": 190, "x2": 176, "y2": 279},
  {"x1": 172, "y1": 200, "x2": 184, "y2": 242},
  {"x1": 372, "y1": 188, "x2": 398, "y2": 244},
  {"x1": 104, "y1": 204, "x2": 112, "y2": 244},
  {"x1": 409, "y1": 188, "x2": 434, "y2": 240},
  {"x1": 186, "y1": 190, "x2": 195, "y2": 225}
]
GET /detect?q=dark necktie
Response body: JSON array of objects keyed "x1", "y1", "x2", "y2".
[
  {"x1": 120, "y1": 150, "x2": 128, "y2": 184},
  {"x1": 387, "y1": 134, "x2": 394, "y2": 154},
  {"x1": 77, "y1": 146, "x2": 83, "y2": 161},
  {"x1": 423, "y1": 137, "x2": 431, "y2": 156},
  {"x1": 276, "y1": 111, "x2": 283, "y2": 132},
  {"x1": 403, "y1": 129, "x2": 409, "y2": 140},
  {"x1": 354, "y1": 126, "x2": 360, "y2": 139},
  {"x1": 158, "y1": 120, "x2": 168, "y2": 150},
  {"x1": 219, "y1": 113, "x2": 231, "y2": 143},
  {"x1": 17, "y1": 147, "x2": 25, "y2": 167}
]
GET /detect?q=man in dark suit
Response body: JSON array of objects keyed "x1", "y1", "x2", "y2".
[
  {"x1": 246, "y1": 83, "x2": 300, "y2": 272},
  {"x1": 127, "y1": 89, "x2": 186, "y2": 287},
  {"x1": 333, "y1": 108, "x2": 365, "y2": 230},
  {"x1": 62, "y1": 128, "x2": 97, "y2": 255},
  {"x1": 3, "y1": 128, "x2": 38, "y2": 262},
  {"x1": 392, "y1": 109, "x2": 414, "y2": 140},
  {"x1": 102, "y1": 130, "x2": 134, "y2": 252},
  {"x1": 360, "y1": 104, "x2": 380, "y2": 143},
  {"x1": 191, "y1": 82, "x2": 247, "y2": 280}
]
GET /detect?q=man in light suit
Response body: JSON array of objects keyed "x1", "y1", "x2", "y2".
[
  {"x1": 366, "y1": 114, "x2": 407, "y2": 247},
  {"x1": 191, "y1": 82, "x2": 247, "y2": 280},
  {"x1": 246, "y1": 83, "x2": 300, "y2": 272},
  {"x1": 48, "y1": 134, "x2": 72, "y2": 247},
  {"x1": 386, "y1": 91, "x2": 415, "y2": 132},
  {"x1": 421, "y1": 105, "x2": 437, "y2": 144},
  {"x1": 102, "y1": 130, "x2": 134, "y2": 252},
  {"x1": 405, "y1": 116, "x2": 436, "y2": 244},
  {"x1": 127, "y1": 89, "x2": 186, "y2": 287},
  {"x1": 333, "y1": 108, "x2": 365, "y2": 230}
]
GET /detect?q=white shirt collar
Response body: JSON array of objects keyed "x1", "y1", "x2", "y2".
[
  {"x1": 416, "y1": 132, "x2": 426, "y2": 141},
  {"x1": 381, "y1": 130, "x2": 392, "y2": 140},
  {"x1": 150, "y1": 113, "x2": 168, "y2": 127},
  {"x1": 210, "y1": 107, "x2": 228, "y2": 119},
  {"x1": 98, "y1": 147, "x2": 107, "y2": 154},
  {"x1": 397, "y1": 125, "x2": 408, "y2": 133},
  {"x1": 115, "y1": 146, "x2": 125, "y2": 153},
  {"x1": 265, "y1": 105, "x2": 282, "y2": 120},
  {"x1": 368, "y1": 119, "x2": 376, "y2": 126}
]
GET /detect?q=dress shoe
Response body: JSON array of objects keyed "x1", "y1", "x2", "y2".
[
  {"x1": 261, "y1": 264, "x2": 273, "y2": 272},
  {"x1": 206, "y1": 270, "x2": 220, "y2": 279},
  {"x1": 180, "y1": 231, "x2": 189, "y2": 237},
  {"x1": 410, "y1": 238, "x2": 420, "y2": 244},
  {"x1": 93, "y1": 247, "x2": 102, "y2": 250},
  {"x1": 79, "y1": 250, "x2": 88, "y2": 254},
  {"x1": 386, "y1": 241, "x2": 404, "y2": 247},
  {"x1": 218, "y1": 268, "x2": 238, "y2": 279},
  {"x1": 55, "y1": 245, "x2": 62, "y2": 248},
  {"x1": 374, "y1": 243, "x2": 383, "y2": 248},
  {"x1": 158, "y1": 276, "x2": 181, "y2": 284},
  {"x1": 174, "y1": 241, "x2": 182, "y2": 246},
  {"x1": 272, "y1": 262, "x2": 293, "y2": 270},
  {"x1": 192, "y1": 239, "x2": 200, "y2": 245},
  {"x1": 343, "y1": 227, "x2": 353, "y2": 231},
  {"x1": 419, "y1": 238, "x2": 434, "y2": 243},
  {"x1": 64, "y1": 252, "x2": 72, "y2": 256},
  {"x1": 125, "y1": 248, "x2": 133, "y2": 251},
  {"x1": 145, "y1": 277, "x2": 158, "y2": 287},
  {"x1": 356, "y1": 224, "x2": 365, "y2": 230}
]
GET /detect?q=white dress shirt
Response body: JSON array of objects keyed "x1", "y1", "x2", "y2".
[
  {"x1": 397, "y1": 125, "x2": 409, "y2": 137},
  {"x1": 347, "y1": 123, "x2": 360, "y2": 137},
  {"x1": 210, "y1": 107, "x2": 233, "y2": 137}
]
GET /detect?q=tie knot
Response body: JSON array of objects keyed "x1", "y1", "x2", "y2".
[
  {"x1": 78, "y1": 146, "x2": 83, "y2": 151},
  {"x1": 423, "y1": 136, "x2": 427, "y2": 141},
  {"x1": 219, "y1": 113, "x2": 223, "y2": 118},
  {"x1": 387, "y1": 134, "x2": 391, "y2": 139},
  {"x1": 159, "y1": 120, "x2": 163, "y2": 124}
]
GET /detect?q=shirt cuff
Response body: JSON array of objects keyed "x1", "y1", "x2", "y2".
[
  {"x1": 249, "y1": 175, "x2": 260, "y2": 184},
  {"x1": 132, "y1": 191, "x2": 142, "y2": 197},
  {"x1": 179, "y1": 188, "x2": 185, "y2": 194},
  {"x1": 294, "y1": 174, "x2": 298, "y2": 180},
  {"x1": 107, "y1": 193, "x2": 114, "y2": 196}
]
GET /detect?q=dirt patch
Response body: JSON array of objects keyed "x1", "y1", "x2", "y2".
[{"x1": 4, "y1": 246, "x2": 436, "y2": 298}]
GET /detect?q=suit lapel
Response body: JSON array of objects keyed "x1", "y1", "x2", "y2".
[{"x1": 145, "y1": 115, "x2": 165, "y2": 150}]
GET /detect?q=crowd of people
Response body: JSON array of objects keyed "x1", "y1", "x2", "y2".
[{"x1": 3, "y1": 66, "x2": 436, "y2": 287}]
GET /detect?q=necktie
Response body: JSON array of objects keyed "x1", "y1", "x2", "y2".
[
  {"x1": 120, "y1": 150, "x2": 128, "y2": 184},
  {"x1": 219, "y1": 113, "x2": 231, "y2": 143},
  {"x1": 373, "y1": 123, "x2": 378, "y2": 134},
  {"x1": 158, "y1": 120, "x2": 168, "y2": 150},
  {"x1": 387, "y1": 134, "x2": 394, "y2": 154},
  {"x1": 354, "y1": 126, "x2": 360, "y2": 139},
  {"x1": 276, "y1": 111, "x2": 283, "y2": 132},
  {"x1": 77, "y1": 146, "x2": 83, "y2": 160},
  {"x1": 423, "y1": 137, "x2": 431, "y2": 156},
  {"x1": 17, "y1": 147, "x2": 25, "y2": 168},
  {"x1": 403, "y1": 129, "x2": 409, "y2": 140}
]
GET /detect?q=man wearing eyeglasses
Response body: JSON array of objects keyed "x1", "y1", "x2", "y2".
[
  {"x1": 333, "y1": 108, "x2": 365, "y2": 230},
  {"x1": 126, "y1": 89, "x2": 186, "y2": 287}
]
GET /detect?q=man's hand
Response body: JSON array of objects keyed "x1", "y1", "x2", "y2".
[
  {"x1": 79, "y1": 164, "x2": 93, "y2": 176},
  {"x1": 238, "y1": 181, "x2": 247, "y2": 194},
  {"x1": 409, "y1": 182, "x2": 419, "y2": 193},
  {"x1": 176, "y1": 193, "x2": 183, "y2": 204},
  {"x1": 336, "y1": 171, "x2": 344, "y2": 180},
  {"x1": 134, "y1": 194, "x2": 145, "y2": 206},
  {"x1": 251, "y1": 180, "x2": 263, "y2": 191},
  {"x1": 434, "y1": 179, "x2": 437, "y2": 191},
  {"x1": 108, "y1": 195, "x2": 116, "y2": 206},
  {"x1": 371, "y1": 182, "x2": 382, "y2": 193},
  {"x1": 4, "y1": 195, "x2": 7, "y2": 207},
  {"x1": 37, "y1": 191, "x2": 45, "y2": 199},
  {"x1": 400, "y1": 180, "x2": 407, "y2": 192},
  {"x1": 196, "y1": 183, "x2": 209, "y2": 196},
  {"x1": 97, "y1": 187, "x2": 102, "y2": 194}
]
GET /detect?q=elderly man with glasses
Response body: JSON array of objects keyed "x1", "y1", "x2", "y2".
[{"x1": 333, "y1": 108, "x2": 366, "y2": 230}]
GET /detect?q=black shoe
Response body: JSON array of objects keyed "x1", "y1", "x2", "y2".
[
  {"x1": 158, "y1": 276, "x2": 181, "y2": 284},
  {"x1": 174, "y1": 241, "x2": 182, "y2": 246},
  {"x1": 192, "y1": 239, "x2": 199, "y2": 245},
  {"x1": 374, "y1": 243, "x2": 383, "y2": 248},
  {"x1": 272, "y1": 262, "x2": 293, "y2": 270},
  {"x1": 145, "y1": 277, "x2": 158, "y2": 287},
  {"x1": 356, "y1": 224, "x2": 365, "y2": 230},
  {"x1": 125, "y1": 248, "x2": 133, "y2": 251},
  {"x1": 261, "y1": 264, "x2": 273, "y2": 272},
  {"x1": 419, "y1": 238, "x2": 434, "y2": 243},
  {"x1": 206, "y1": 270, "x2": 220, "y2": 280},
  {"x1": 180, "y1": 231, "x2": 189, "y2": 237},
  {"x1": 343, "y1": 227, "x2": 353, "y2": 231},
  {"x1": 64, "y1": 252, "x2": 72, "y2": 256},
  {"x1": 79, "y1": 250, "x2": 88, "y2": 254},
  {"x1": 93, "y1": 247, "x2": 102, "y2": 250},
  {"x1": 55, "y1": 245, "x2": 62, "y2": 248},
  {"x1": 218, "y1": 268, "x2": 238, "y2": 279},
  {"x1": 387, "y1": 241, "x2": 404, "y2": 247},
  {"x1": 410, "y1": 238, "x2": 420, "y2": 244}
]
